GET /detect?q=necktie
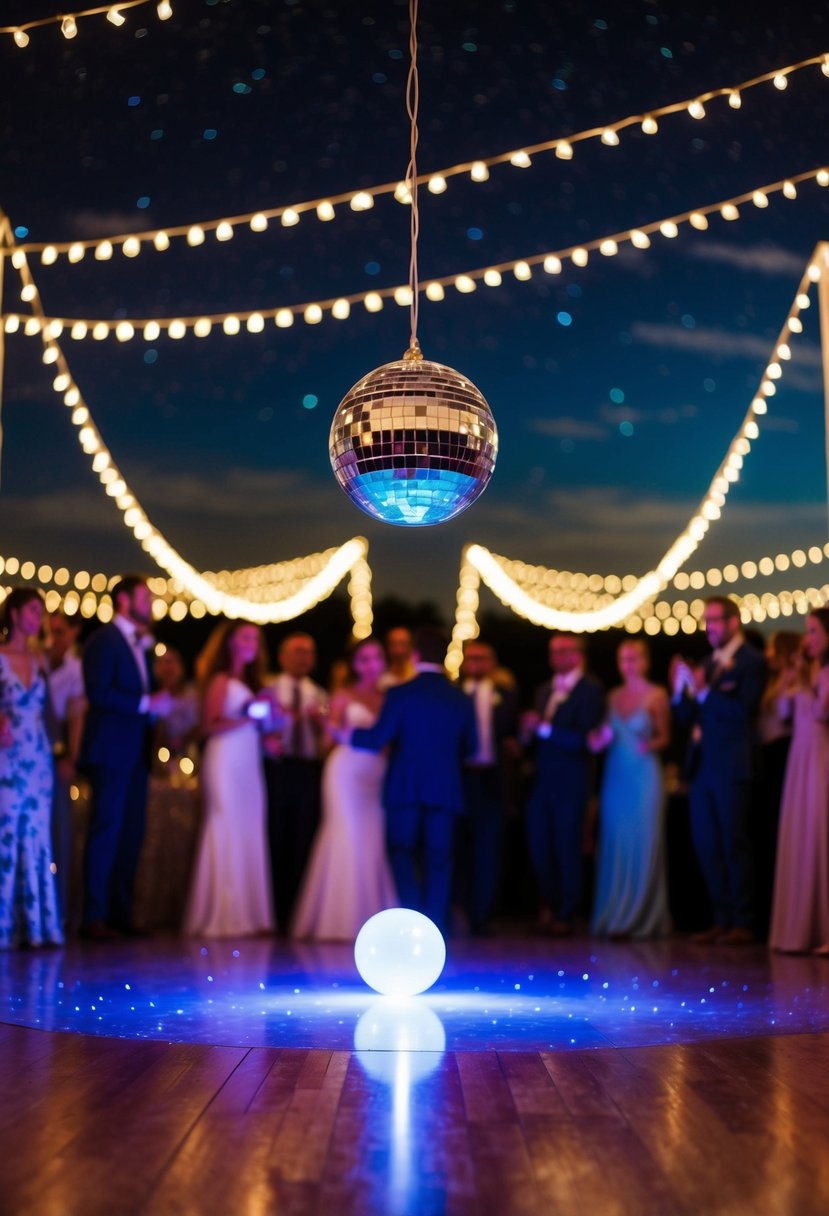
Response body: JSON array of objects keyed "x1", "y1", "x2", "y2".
[{"x1": 289, "y1": 680, "x2": 303, "y2": 757}]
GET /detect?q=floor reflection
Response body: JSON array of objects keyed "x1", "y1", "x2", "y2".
[{"x1": 1, "y1": 934, "x2": 827, "y2": 1051}]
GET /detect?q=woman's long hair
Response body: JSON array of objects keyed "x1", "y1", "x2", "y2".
[
  {"x1": 195, "y1": 620, "x2": 265, "y2": 692},
  {"x1": 809, "y1": 608, "x2": 829, "y2": 668}
]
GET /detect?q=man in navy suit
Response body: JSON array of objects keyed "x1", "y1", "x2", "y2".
[
  {"x1": 79, "y1": 575, "x2": 171, "y2": 938},
  {"x1": 523, "y1": 632, "x2": 605, "y2": 936},
  {"x1": 458, "y1": 639, "x2": 520, "y2": 935},
  {"x1": 347, "y1": 626, "x2": 478, "y2": 934},
  {"x1": 672, "y1": 596, "x2": 767, "y2": 944}
]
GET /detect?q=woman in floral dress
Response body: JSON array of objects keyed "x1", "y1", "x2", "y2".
[{"x1": 0, "y1": 588, "x2": 63, "y2": 948}]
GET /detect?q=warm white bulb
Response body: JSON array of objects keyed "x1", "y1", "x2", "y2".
[
  {"x1": 641, "y1": 115, "x2": 658, "y2": 135},
  {"x1": 107, "y1": 8, "x2": 126, "y2": 25},
  {"x1": 728, "y1": 90, "x2": 742, "y2": 109},
  {"x1": 122, "y1": 237, "x2": 140, "y2": 257},
  {"x1": 659, "y1": 221, "x2": 679, "y2": 238},
  {"x1": 281, "y1": 208, "x2": 300, "y2": 227},
  {"x1": 143, "y1": 321, "x2": 160, "y2": 341},
  {"x1": 509, "y1": 151, "x2": 531, "y2": 168},
  {"x1": 331, "y1": 299, "x2": 351, "y2": 320},
  {"x1": 783, "y1": 181, "x2": 797, "y2": 200},
  {"x1": 157, "y1": 1, "x2": 173, "y2": 19},
  {"x1": 454, "y1": 276, "x2": 476, "y2": 294},
  {"x1": 95, "y1": 241, "x2": 113, "y2": 260},
  {"x1": 41, "y1": 246, "x2": 58, "y2": 265},
  {"x1": 14, "y1": 29, "x2": 30, "y2": 48},
  {"x1": 20, "y1": 283, "x2": 36, "y2": 302},
  {"x1": 249, "y1": 213, "x2": 268, "y2": 232},
  {"x1": 630, "y1": 229, "x2": 651, "y2": 249},
  {"x1": 223, "y1": 316, "x2": 241, "y2": 335},
  {"x1": 316, "y1": 201, "x2": 335, "y2": 221},
  {"x1": 470, "y1": 161, "x2": 489, "y2": 182},
  {"x1": 186, "y1": 226, "x2": 205, "y2": 246},
  {"x1": 555, "y1": 141, "x2": 573, "y2": 160},
  {"x1": 246, "y1": 313, "x2": 265, "y2": 333},
  {"x1": 67, "y1": 243, "x2": 85, "y2": 262},
  {"x1": 425, "y1": 282, "x2": 444, "y2": 301},
  {"x1": 483, "y1": 269, "x2": 502, "y2": 286},
  {"x1": 275, "y1": 308, "x2": 294, "y2": 328},
  {"x1": 303, "y1": 304, "x2": 323, "y2": 324},
  {"x1": 153, "y1": 231, "x2": 170, "y2": 251},
  {"x1": 773, "y1": 73, "x2": 788, "y2": 90},
  {"x1": 817, "y1": 170, "x2": 829, "y2": 187},
  {"x1": 428, "y1": 175, "x2": 448, "y2": 193},
  {"x1": 542, "y1": 256, "x2": 562, "y2": 274},
  {"x1": 363, "y1": 293, "x2": 383, "y2": 313},
  {"x1": 689, "y1": 212, "x2": 709, "y2": 230},
  {"x1": 752, "y1": 191, "x2": 768, "y2": 208},
  {"x1": 513, "y1": 261, "x2": 532, "y2": 280},
  {"x1": 571, "y1": 247, "x2": 589, "y2": 267},
  {"x1": 599, "y1": 239, "x2": 618, "y2": 256},
  {"x1": 168, "y1": 320, "x2": 186, "y2": 339},
  {"x1": 601, "y1": 128, "x2": 620, "y2": 146},
  {"x1": 688, "y1": 100, "x2": 705, "y2": 120},
  {"x1": 350, "y1": 192, "x2": 374, "y2": 212},
  {"x1": 215, "y1": 221, "x2": 234, "y2": 241},
  {"x1": 721, "y1": 204, "x2": 739, "y2": 221},
  {"x1": 393, "y1": 286, "x2": 414, "y2": 306},
  {"x1": 61, "y1": 16, "x2": 78, "y2": 39}
]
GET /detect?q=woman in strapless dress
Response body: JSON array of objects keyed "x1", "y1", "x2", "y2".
[{"x1": 292, "y1": 637, "x2": 397, "y2": 941}]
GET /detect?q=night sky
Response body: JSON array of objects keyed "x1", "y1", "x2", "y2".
[{"x1": 3, "y1": 0, "x2": 829, "y2": 618}]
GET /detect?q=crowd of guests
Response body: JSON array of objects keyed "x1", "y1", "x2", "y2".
[{"x1": 1, "y1": 576, "x2": 828, "y2": 958}]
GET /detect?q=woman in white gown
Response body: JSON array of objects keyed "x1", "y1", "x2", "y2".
[
  {"x1": 185, "y1": 622, "x2": 276, "y2": 938},
  {"x1": 292, "y1": 637, "x2": 397, "y2": 940}
]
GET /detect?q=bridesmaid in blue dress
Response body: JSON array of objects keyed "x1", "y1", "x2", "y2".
[
  {"x1": 589, "y1": 638, "x2": 671, "y2": 940},
  {"x1": 0, "y1": 588, "x2": 63, "y2": 949}
]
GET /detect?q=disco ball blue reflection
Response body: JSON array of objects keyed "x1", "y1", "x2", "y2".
[{"x1": 329, "y1": 352, "x2": 498, "y2": 526}]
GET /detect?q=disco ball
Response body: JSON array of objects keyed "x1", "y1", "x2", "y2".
[
  {"x1": 329, "y1": 348, "x2": 498, "y2": 526},
  {"x1": 354, "y1": 908, "x2": 446, "y2": 996}
]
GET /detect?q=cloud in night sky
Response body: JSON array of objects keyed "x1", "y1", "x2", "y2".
[{"x1": 686, "y1": 240, "x2": 810, "y2": 277}]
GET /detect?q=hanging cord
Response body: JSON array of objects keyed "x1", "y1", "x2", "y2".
[{"x1": 404, "y1": 0, "x2": 422, "y2": 359}]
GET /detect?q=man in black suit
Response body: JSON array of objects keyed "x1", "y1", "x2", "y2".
[
  {"x1": 347, "y1": 626, "x2": 478, "y2": 935},
  {"x1": 523, "y1": 632, "x2": 605, "y2": 935},
  {"x1": 672, "y1": 596, "x2": 767, "y2": 944},
  {"x1": 79, "y1": 575, "x2": 171, "y2": 938},
  {"x1": 458, "y1": 639, "x2": 519, "y2": 935}
]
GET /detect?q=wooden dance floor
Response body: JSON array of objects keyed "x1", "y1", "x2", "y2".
[{"x1": 1, "y1": 934, "x2": 829, "y2": 1215}]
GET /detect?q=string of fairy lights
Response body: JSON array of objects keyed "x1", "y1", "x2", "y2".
[
  {"x1": 4, "y1": 166, "x2": 829, "y2": 344},
  {"x1": 3, "y1": 222, "x2": 828, "y2": 639},
  {"x1": 3, "y1": 32, "x2": 829, "y2": 641},
  {"x1": 1, "y1": 226, "x2": 375, "y2": 631},
  {"x1": 444, "y1": 242, "x2": 829, "y2": 673},
  {"x1": 1, "y1": 2, "x2": 172, "y2": 48},
  {"x1": 4, "y1": 48, "x2": 827, "y2": 257}
]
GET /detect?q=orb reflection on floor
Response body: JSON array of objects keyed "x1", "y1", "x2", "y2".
[{"x1": 2, "y1": 935, "x2": 828, "y2": 1053}]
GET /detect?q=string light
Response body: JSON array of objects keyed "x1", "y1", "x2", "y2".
[
  {"x1": 3, "y1": 246, "x2": 373, "y2": 627},
  {"x1": 7, "y1": 50, "x2": 826, "y2": 255},
  {"x1": 1, "y1": 1, "x2": 159, "y2": 45},
  {"x1": 445, "y1": 250, "x2": 822, "y2": 644},
  {"x1": 9, "y1": 166, "x2": 824, "y2": 343}
]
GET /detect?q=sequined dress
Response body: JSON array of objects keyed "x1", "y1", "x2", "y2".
[
  {"x1": 0, "y1": 653, "x2": 63, "y2": 948},
  {"x1": 291, "y1": 701, "x2": 397, "y2": 940}
]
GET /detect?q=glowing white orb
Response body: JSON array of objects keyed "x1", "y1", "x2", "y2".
[{"x1": 354, "y1": 908, "x2": 446, "y2": 996}]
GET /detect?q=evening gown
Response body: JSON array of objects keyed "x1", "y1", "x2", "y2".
[
  {"x1": 291, "y1": 701, "x2": 397, "y2": 940},
  {"x1": 591, "y1": 706, "x2": 671, "y2": 939},
  {"x1": 0, "y1": 654, "x2": 63, "y2": 948},
  {"x1": 769, "y1": 678, "x2": 829, "y2": 952},
  {"x1": 184, "y1": 677, "x2": 274, "y2": 937}
]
